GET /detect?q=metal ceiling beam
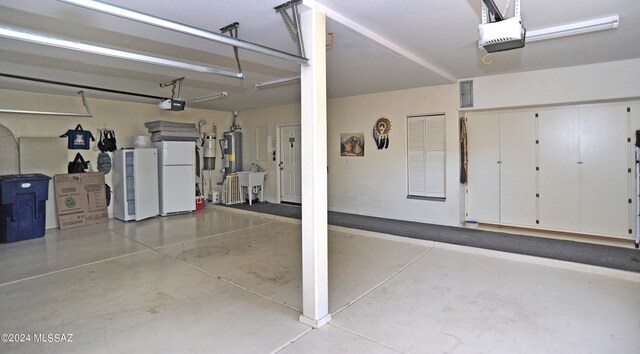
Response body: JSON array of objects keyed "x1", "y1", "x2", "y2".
[
  {"x1": 0, "y1": 25, "x2": 243, "y2": 78},
  {"x1": 302, "y1": 0, "x2": 456, "y2": 83},
  {"x1": 56, "y1": 0, "x2": 310, "y2": 65}
]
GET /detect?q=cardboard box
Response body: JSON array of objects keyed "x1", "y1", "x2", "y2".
[{"x1": 54, "y1": 173, "x2": 108, "y2": 230}]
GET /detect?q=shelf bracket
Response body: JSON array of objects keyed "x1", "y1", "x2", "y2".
[
  {"x1": 275, "y1": 0, "x2": 306, "y2": 57},
  {"x1": 0, "y1": 91, "x2": 92, "y2": 117},
  {"x1": 220, "y1": 22, "x2": 243, "y2": 76}
]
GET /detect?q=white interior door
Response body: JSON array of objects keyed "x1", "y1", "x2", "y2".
[
  {"x1": 466, "y1": 113, "x2": 500, "y2": 223},
  {"x1": 579, "y1": 104, "x2": 630, "y2": 236},
  {"x1": 499, "y1": 111, "x2": 537, "y2": 227},
  {"x1": 280, "y1": 125, "x2": 302, "y2": 203},
  {"x1": 538, "y1": 108, "x2": 580, "y2": 231}
]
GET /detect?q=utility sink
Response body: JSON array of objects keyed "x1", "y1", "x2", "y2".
[{"x1": 237, "y1": 171, "x2": 267, "y2": 205}]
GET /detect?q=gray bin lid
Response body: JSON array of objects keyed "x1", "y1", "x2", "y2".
[{"x1": 0, "y1": 174, "x2": 51, "y2": 183}]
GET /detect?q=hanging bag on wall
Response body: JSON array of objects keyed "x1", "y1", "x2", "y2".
[
  {"x1": 104, "y1": 130, "x2": 117, "y2": 152},
  {"x1": 97, "y1": 151, "x2": 112, "y2": 174},
  {"x1": 60, "y1": 124, "x2": 95, "y2": 150},
  {"x1": 105, "y1": 183, "x2": 112, "y2": 207},
  {"x1": 98, "y1": 129, "x2": 117, "y2": 152},
  {"x1": 68, "y1": 153, "x2": 89, "y2": 173},
  {"x1": 97, "y1": 129, "x2": 106, "y2": 152}
]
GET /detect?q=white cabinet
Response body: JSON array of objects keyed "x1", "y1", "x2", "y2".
[
  {"x1": 578, "y1": 105, "x2": 630, "y2": 236},
  {"x1": 466, "y1": 111, "x2": 536, "y2": 226},
  {"x1": 467, "y1": 103, "x2": 632, "y2": 238},
  {"x1": 538, "y1": 108, "x2": 580, "y2": 231},
  {"x1": 631, "y1": 103, "x2": 640, "y2": 240},
  {"x1": 113, "y1": 149, "x2": 159, "y2": 221},
  {"x1": 499, "y1": 112, "x2": 537, "y2": 227},
  {"x1": 466, "y1": 113, "x2": 500, "y2": 223}
]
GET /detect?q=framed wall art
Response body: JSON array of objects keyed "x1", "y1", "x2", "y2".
[{"x1": 340, "y1": 133, "x2": 364, "y2": 157}]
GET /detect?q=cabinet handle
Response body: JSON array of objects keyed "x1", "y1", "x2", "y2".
[{"x1": 577, "y1": 161, "x2": 583, "y2": 164}]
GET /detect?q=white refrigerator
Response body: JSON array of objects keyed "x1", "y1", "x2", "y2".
[
  {"x1": 113, "y1": 148, "x2": 159, "y2": 221},
  {"x1": 154, "y1": 141, "x2": 196, "y2": 215}
]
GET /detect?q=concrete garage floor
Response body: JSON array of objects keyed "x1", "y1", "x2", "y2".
[{"x1": 0, "y1": 206, "x2": 639, "y2": 353}]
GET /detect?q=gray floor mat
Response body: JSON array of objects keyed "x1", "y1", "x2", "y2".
[{"x1": 226, "y1": 202, "x2": 640, "y2": 273}]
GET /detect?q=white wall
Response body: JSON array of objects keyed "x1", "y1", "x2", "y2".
[
  {"x1": 238, "y1": 103, "x2": 301, "y2": 202},
  {"x1": 6, "y1": 58, "x2": 635, "y2": 231},
  {"x1": 464, "y1": 58, "x2": 640, "y2": 110},
  {"x1": 0, "y1": 89, "x2": 232, "y2": 217},
  {"x1": 241, "y1": 84, "x2": 462, "y2": 226}
]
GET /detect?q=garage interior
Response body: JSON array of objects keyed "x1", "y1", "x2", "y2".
[{"x1": 0, "y1": 0, "x2": 639, "y2": 353}]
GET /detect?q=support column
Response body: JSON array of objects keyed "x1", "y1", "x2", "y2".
[{"x1": 299, "y1": 6, "x2": 330, "y2": 329}]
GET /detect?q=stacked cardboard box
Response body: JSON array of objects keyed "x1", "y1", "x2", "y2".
[{"x1": 54, "y1": 172, "x2": 108, "y2": 229}]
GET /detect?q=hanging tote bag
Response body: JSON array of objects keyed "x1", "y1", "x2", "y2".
[
  {"x1": 97, "y1": 129, "x2": 107, "y2": 152},
  {"x1": 60, "y1": 124, "x2": 95, "y2": 150},
  {"x1": 104, "y1": 130, "x2": 117, "y2": 152},
  {"x1": 97, "y1": 129, "x2": 117, "y2": 152},
  {"x1": 68, "y1": 153, "x2": 89, "y2": 173}
]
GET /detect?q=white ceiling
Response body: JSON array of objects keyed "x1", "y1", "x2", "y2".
[{"x1": 0, "y1": 0, "x2": 638, "y2": 112}]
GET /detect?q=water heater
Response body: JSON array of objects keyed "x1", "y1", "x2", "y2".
[{"x1": 219, "y1": 131, "x2": 242, "y2": 179}]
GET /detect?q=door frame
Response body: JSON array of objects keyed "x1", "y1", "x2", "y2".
[{"x1": 276, "y1": 122, "x2": 301, "y2": 204}]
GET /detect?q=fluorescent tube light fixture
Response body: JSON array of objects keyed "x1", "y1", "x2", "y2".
[
  {"x1": 0, "y1": 25, "x2": 243, "y2": 78},
  {"x1": 191, "y1": 92, "x2": 228, "y2": 103},
  {"x1": 254, "y1": 76, "x2": 301, "y2": 90},
  {"x1": 57, "y1": 0, "x2": 309, "y2": 65},
  {"x1": 527, "y1": 15, "x2": 619, "y2": 43}
]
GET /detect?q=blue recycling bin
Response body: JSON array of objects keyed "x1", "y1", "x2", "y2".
[{"x1": 0, "y1": 174, "x2": 51, "y2": 243}]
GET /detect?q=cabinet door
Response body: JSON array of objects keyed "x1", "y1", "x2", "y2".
[
  {"x1": 499, "y1": 112, "x2": 537, "y2": 227},
  {"x1": 111, "y1": 150, "x2": 125, "y2": 220},
  {"x1": 134, "y1": 149, "x2": 160, "y2": 220},
  {"x1": 466, "y1": 113, "x2": 500, "y2": 223},
  {"x1": 630, "y1": 103, "x2": 640, "y2": 238},
  {"x1": 538, "y1": 108, "x2": 580, "y2": 231},
  {"x1": 579, "y1": 105, "x2": 629, "y2": 236}
]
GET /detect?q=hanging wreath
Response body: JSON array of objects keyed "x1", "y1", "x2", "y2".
[{"x1": 373, "y1": 117, "x2": 392, "y2": 149}]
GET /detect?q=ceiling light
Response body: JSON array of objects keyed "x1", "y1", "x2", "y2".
[
  {"x1": 527, "y1": 15, "x2": 619, "y2": 43},
  {"x1": 254, "y1": 76, "x2": 301, "y2": 90},
  {"x1": 57, "y1": 0, "x2": 309, "y2": 65},
  {"x1": 191, "y1": 92, "x2": 228, "y2": 103},
  {"x1": 0, "y1": 25, "x2": 243, "y2": 78}
]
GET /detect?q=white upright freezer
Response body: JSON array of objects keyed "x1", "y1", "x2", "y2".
[
  {"x1": 112, "y1": 148, "x2": 159, "y2": 221},
  {"x1": 154, "y1": 141, "x2": 196, "y2": 215}
]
